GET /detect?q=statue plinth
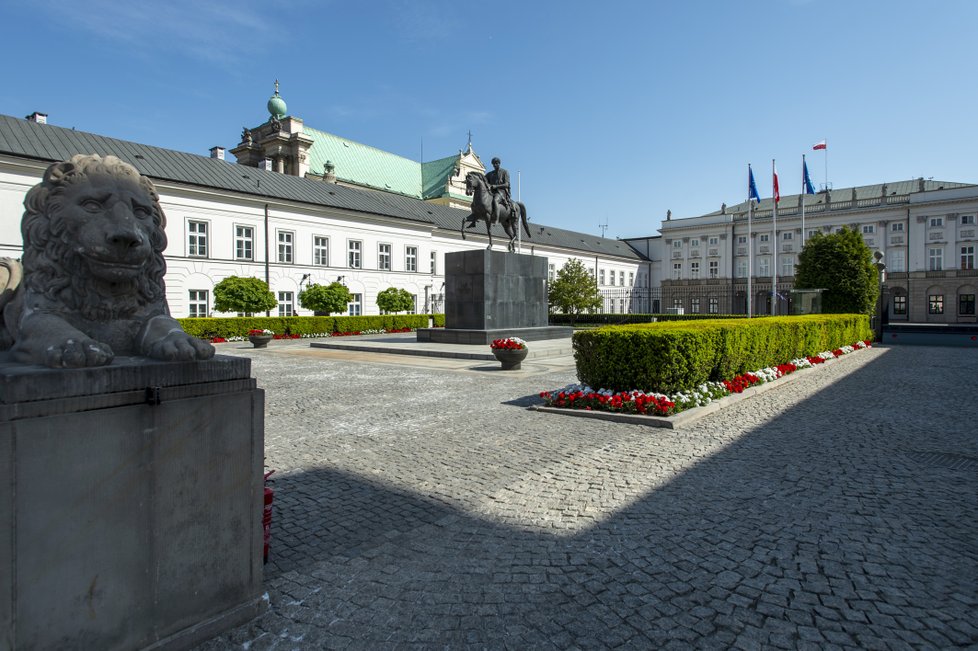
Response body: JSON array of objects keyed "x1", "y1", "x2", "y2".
[
  {"x1": 0, "y1": 355, "x2": 265, "y2": 650},
  {"x1": 417, "y1": 249, "x2": 572, "y2": 345}
]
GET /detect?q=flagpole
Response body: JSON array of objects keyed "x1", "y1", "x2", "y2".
[
  {"x1": 772, "y1": 159, "x2": 778, "y2": 317},
  {"x1": 824, "y1": 139, "x2": 828, "y2": 190},
  {"x1": 747, "y1": 164, "x2": 753, "y2": 319},
  {"x1": 801, "y1": 154, "x2": 807, "y2": 249}
]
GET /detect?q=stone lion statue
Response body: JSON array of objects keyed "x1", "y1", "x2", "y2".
[{"x1": 0, "y1": 154, "x2": 214, "y2": 367}]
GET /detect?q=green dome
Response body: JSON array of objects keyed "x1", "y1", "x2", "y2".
[{"x1": 267, "y1": 93, "x2": 287, "y2": 119}]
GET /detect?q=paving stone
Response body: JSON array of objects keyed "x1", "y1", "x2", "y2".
[{"x1": 190, "y1": 343, "x2": 978, "y2": 649}]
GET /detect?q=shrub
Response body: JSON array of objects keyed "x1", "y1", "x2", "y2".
[
  {"x1": 213, "y1": 276, "x2": 277, "y2": 315},
  {"x1": 574, "y1": 314, "x2": 871, "y2": 393},
  {"x1": 298, "y1": 282, "x2": 352, "y2": 315}
]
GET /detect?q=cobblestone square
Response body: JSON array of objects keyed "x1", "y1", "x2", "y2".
[{"x1": 197, "y1": 342, "x2": 977, "y2": 650}]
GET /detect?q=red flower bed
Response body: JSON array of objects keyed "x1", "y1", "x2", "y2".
[{"x1": 723, "y1": 372, "x2": 760, "y2": 394}]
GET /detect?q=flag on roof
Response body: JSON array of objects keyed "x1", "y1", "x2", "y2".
[
  {"x1": 813, "y1": 140, "x2": 827, "y2": 151},
  {"x1": 803, "y1": 157, "x2": 816, "y2": 195},
  {"x1": 748, "y1": 165, "x2": 760, "y2": 203}
]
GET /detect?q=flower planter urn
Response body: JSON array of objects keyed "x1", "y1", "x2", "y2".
[
  {"x1": 492, "y1": 347, "x2": 528, "y2": 370},
  {"x1": 248, "y1": 334, "x2": 273, "y2": 348}
]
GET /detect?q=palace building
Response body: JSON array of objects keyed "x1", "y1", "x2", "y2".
[{"x1": 2, "y1": 87, "x2": 976, "y2": 324}]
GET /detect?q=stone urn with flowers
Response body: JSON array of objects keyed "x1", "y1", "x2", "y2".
[
  {"x1": 248, "y1": 329, "x2": 274, "y2": 348},
  {"x1": 490, "y1": 337, "x2": 528, "y2": 370}
]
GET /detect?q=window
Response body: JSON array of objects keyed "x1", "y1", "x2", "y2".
[
  {"x1": 690, "y1": 262, "x2": 699, "y2": 279},
  {"x1": 673, "y1": 240, "x2": 682, "y2": 249},
  {"x1": 781, "y1": 256, "x2": 794, "y2": 277},
  {"x1": 960, "y1": 294, "x2": 976, "y2": 316},
  {"x1": 188, "y1": 290, "x2": 208, "y2": 317},
  {"x1": 378, "y1": 243, "x2": 391, "y2": 270},
  {"x1": 735, "y1": 260, "x2": 748, "y2": 277},
  {"x1": 709, "y1": 237, "x2": 719, "y2": 246},
  {"x1": 628, "y1": 272, "x2": 634, "y2": 286},
  {"x1": 759, "y1": 234, "x2": 770, "y2": 243},
  {"x1": 738, "y1": 236, "x2": 747, "y2": 245},
  {"x1": 277, "y1": 231, "x2": 294, "y2": 264},
  {"x1": 672, "y1": 263, "x2": 682, "y2": 280},
  {"x1": 807, "y1": 229, "x2": 819, "y2": 239},
  {"x1": 548, "y1": 264, "x2": 555, "y2": 282},
  {"x1": 890, "y1": 250, "x2": 906, "y2": 273},
  {"x1": 708, "y1": 297, "x2": 719, "y2": 314},
  {"x1": 431, "y1": 251, "x2": 437, "y2": 275},
  {"x1": 610, "y1": 270, "x2": 616, "y2": 285},
  {"x1": 405, "y1": 246, "x2": 418, "y2": 272},
  {"x1": 961, "y1": 246, "x2": 975, "y2": 270},
  {"x1": 408, "y1": 294, "x2": 417, "y2": 314},
  {"x1": 892, "y1": 295, "x2": 907, "y2": 315},
  {"x1": 348, "y1": 240, "x2": 362, "y2": 268},
  {"x1": 758, "y1": 258, "x2": 770, "y2": 276},
  {"x1": 962, "y1": 215, "x2": 976, "y2": 225},
  {"x1": 783, "y1": 231, "x2": 794, "y2": 240},
  {"x1": 599, "y1": 269, "x2": 606, "y2": 285},
  {"x1": 188, "y1": 220, "x2": 208, "y2": 257},
  {"x1": 928, "y1": 247, "x2": 943, "y2": 271},
  {"x1": 862, "y1": 225, "x2": 875, "y2": 234},
  {"x1": 690, "y1": 297, "x2": 700, "y2": 313},
  {"x1": 690, "y1": 238, "x2": 700, "y2": 248},
  {"x1": 277, "y1": 291, "x2": 294, "y2": 317},
  {"x1": 619, "y1": 271, "x2": 625, "y2": 286},
  {"x1": 709, "y1": 260, "x2": 719, "y2": 278},
  {"x1": 930, "y1": 217, "x2": 944, "y2": 228},
  {"x1": 348, "y1": 293, "x2": 362, "y2": 316},
  {"x1": 929, "y1": 294, "x2": 944, "y2": 314},
  {"x1": 314, "y1": 236, "x2": 329, "y2": 266},
  {"x1": 891, "y1": 222, "x2": 904, "y2": 232},
  {"x1": 235, "y1": 225, "x2": 253, "y2": 260}
]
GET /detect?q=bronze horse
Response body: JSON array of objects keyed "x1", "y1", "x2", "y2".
[{"x1": 461, "y1": 171, "x2": 531, "y2": 252}]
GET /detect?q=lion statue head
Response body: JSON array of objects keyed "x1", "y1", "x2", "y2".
[
  {"x1": 1, "y1": 154, "x2": 214, "y2": 367},
  {"x1": 21, "y1": 154, "x2": 167, "y2": 321}
]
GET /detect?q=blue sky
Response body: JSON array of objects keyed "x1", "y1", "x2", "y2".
[{"x1": 3, "y1": 0, "x2": 975, "y2": 239}]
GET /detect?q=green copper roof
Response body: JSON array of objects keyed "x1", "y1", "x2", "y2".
[
  {"x1": 421, "y1": 154, "x2": 460, "y2": 200},
  {"x1": 304, "y1": 125, "x2": 422, "y2": 197}
]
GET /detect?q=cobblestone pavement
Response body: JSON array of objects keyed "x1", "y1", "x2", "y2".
[{"x1": 196, "y1": 342, "x2": 978, "y2": 650}]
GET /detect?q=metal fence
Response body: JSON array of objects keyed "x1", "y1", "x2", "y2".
[{"x1": 596, "y1": 284, "x2": 799, "y2": 317}]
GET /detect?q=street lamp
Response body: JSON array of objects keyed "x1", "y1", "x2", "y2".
[{"x1": 873, "y1": 250, "x2": 886, "y2": 341}]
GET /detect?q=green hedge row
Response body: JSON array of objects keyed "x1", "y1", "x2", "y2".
[
  {"x1": 179, "y1": 314, "x2": 440, "y2": 339},
  {"x1": 573, "y1": 314, "x2": 872, "y2": 393},
  {"x1": 549, "y1": 313, "x2": 745, "y2": 326}
]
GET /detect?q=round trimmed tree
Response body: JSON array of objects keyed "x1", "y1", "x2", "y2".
[
  {"x1": 298, "y1": 282, "x2": 352, "y2": 315},
  {"x1": 794, "y1": 227, "x2": 880, "y2": 314},
  {"x1": 213, "y1": 276, "x2": 276, "y2": 315},
  {"x1": 376, "y1": 287, "x2": 414, "y2": 314}
]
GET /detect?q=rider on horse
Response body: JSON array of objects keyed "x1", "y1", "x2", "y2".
[{"x1": 484, "y1": 157, "x2": 512, "y2": 224}]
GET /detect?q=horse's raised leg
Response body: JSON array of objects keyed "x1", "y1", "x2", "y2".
[{"x1": 485, "y1": 219, "x2": 493, "y2": 250}]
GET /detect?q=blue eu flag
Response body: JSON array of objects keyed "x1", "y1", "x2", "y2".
[
  {"x1": 803, "y1": 159, "x2": 816, "y2": 195},
  {"x1": 748, "y1": 166, "x2": 761, "y2": 203}
]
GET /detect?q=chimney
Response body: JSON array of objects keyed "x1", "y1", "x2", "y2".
[
  {"x1": 209, "y1": 146, "x2": 225, "y2": 160},
  {"x1": 322, "y1": 160, "x2": 336, "y2": 183},
  {"x1": 260, "y1": 158, "x2": 274, "y2": 171},
  {"x1": 25, "y1": 112, "x2": 47, "y2": 124}
]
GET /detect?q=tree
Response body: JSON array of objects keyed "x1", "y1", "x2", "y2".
[
  {"x1": 548, "y1": 258, "x2": 602, "y2": 321},
  {"x1": 376, "y1": 287, "x2": 415, "y2": 314},
  {"x1": 213, "y1": 276, "x2": 277, "y2": 315},
  {"x1": 794, "y1": 227, "x2": 880, "y2": 314},
  {"x1": 298, "y1": 282, "x2": 352, "y2": 315}
]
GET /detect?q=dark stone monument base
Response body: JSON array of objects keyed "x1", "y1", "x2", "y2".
[
  {"x1": 0, "y1": 355, "x2": 264, "y2": 651},
  {"x1": 444, "y1": 249, "x2": 549, "y2": 330},
  {"x1": 417, "y1": 326, "x2": 573, "y2": 345}
]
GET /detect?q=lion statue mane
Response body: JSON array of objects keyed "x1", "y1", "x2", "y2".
[{"x1": 0, "y1": 154, "x2": 214, "y2": 367}]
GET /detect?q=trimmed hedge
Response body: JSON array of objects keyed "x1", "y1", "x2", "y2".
[
  {"x1": 574, "y1": 314, "x2": 872, "y2": 393},
  {"x1": 549, "y1": 313, "x2": 745, "y2": 326},
  {"x1": 179, "y1": 314, "x2": 433, "y2": 339}
]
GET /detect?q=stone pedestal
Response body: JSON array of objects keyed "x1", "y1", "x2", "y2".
[
  {"x1": 0, "y1": 355, "x2": 265, "y2": 651},
  {"x1": 416, "y1": 249, "x2": 572, "y2": 345}
]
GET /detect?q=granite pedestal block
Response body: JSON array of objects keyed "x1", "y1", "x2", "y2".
[
  {"x1": 0, "y1": 355, "x2": 265, "y2": 651},
  {"x1": 417, "y1": 249, "x2": 571, "y2": 345}
]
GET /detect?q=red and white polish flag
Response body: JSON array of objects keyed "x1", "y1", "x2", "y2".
[{"x1": 812, "y1": 140, "x2": 827, "y2": 151}]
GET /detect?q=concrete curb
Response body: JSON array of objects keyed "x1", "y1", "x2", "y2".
[{"x1": 529, "y1": 353, "x2": 857, "y2": 429}]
